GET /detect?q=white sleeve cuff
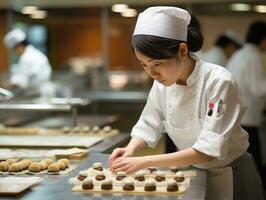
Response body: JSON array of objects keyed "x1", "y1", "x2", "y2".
[
  {"x1": 131, "y1": 122, "x2": 162, "y2": 148},
  {"x1": 192, "y1": 129, "x2": 229, "y2": 160}
]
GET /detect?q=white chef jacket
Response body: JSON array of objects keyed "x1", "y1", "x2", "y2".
[
  {"x1": 131, "y1": 58, "x2": 249, "y2": 169},
  {"x1": 203, "y1": 46, "x2": 228, "y2": 67},
  {"x1": 10, "y1": 45, "x2": 52, "y2": 90},
  {"x1": 227, "y1": 43, "x2": 266, "y2": 126}
]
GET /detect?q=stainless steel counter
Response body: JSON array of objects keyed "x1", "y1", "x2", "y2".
[{"x1": 0, "y1": 153, "x2": 206, "y2": 200}]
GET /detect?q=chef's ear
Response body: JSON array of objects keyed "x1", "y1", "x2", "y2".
[{"x1": 177, "y1": 42, "x2": 189, "y2": 59}]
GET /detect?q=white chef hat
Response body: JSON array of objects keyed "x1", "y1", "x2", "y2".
[
  {"x1": 133, "y1": 6, "x2": 191, "y2": 41},
  {"x1": 3, "y1": 29, "x2": 26, "y2": 49},
  {"x1": 224, "y1": 30, "x2": 242, "y2": 46}
]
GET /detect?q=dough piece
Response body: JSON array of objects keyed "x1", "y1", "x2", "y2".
[
  {"x1": 135, "y1": 170, "x2": 145, "y2": 181},
  {"x1": 9, "y1": 163, "x2": 20, "y2": 172},
  {"x1": 154, "y1": 171, "x2": 166, "y2": 182},
  {"x1": 29, "y1": 162, "x2": 42, "y2": 173},
  {"x1": 167, "y1": 180, "x2": 179, "y2": 192},
  {"x1": 6, "y1": 159, "x2": 16, "y2": 166},
  {"x1": 174, "y1": 171, "x2": 185, "y2": 182},
  {"x1": 82, "y1": 178, "x2": 94, "y2": 190},
  {"x1": 144, "y1": 180, "x2": 156, "y2": 191},
  {"x1": 82, "y1": 126, "x2": 90, "y2": 133},
  {"x1": 73, "y1": 127, "x2": 80, "y2": 133},
  {"x1": 123, "y1": 179, "x2": 135, "y2": 191},
  {"x1": 93, "y1": 162, "x2": 103, "y2": 171},
  {"x1": 40, "y1": 160, "x2": 48, "y2": 170},
  {"x1": 0, "y1": 162, "x2": 9, "y2": 172},
  {"x1": 62, "y1": 126, "x2": 70, "y2": 133},
  {"x1": 43, "y1": 158, "x2": 53, "y2": 166},
  {"x1": 47, "y1": 163, "x2": 60, "y2": 172},
  {"x1": 95, "y1": 171, "x2": 105, "y2": 181},
  {"x1": 170, "y1": 166, "x2": 179, "y2": 173},
  {"x1": 58, "y1": 158, "x2": 70, "y2": 167},
  {"x1": 92, "y1": 126, "x2": 100, "y2": 133},
  {"x1": 101, "y1": 179, "x2": 113, "y2": 190},
  {"x1": 78, "y1": 171, "x2": 88, "y2": 181},
  {"x1": 116, "y1": 171, "x2": 127, "y2": 181},
  {"x1": 102, "y1": 126, "x2": 111, "y2": 133}
]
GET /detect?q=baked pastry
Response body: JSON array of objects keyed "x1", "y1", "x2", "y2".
[
  {"x1": 93, "y1": 162, "x2": 103, "y2": 171},
  {"x1": 95, "y1": 171, "x2": 106, "y2": 181},
  {"x1": 135, "y1": 170, "x2": 145, "y2": 181},
  {"x1": 9, "y1": 163, "x2": 20, "y2": 172},
  {"x1": 82, "y1": 126, "x2": 90, "y2": 133},
  {"x1": 101, "y1": 179, "x2": 113, "y2": 190},
  {"x1": 57, "y1": 161, "x2": 66, "y2": 170},
  {"x1": 144, "y1": 180, "x2": 156, "y2": 191},
  {"x1": 147, "y1": 167, "x2": 157, "y2": 173},
  {"x1": 43, "y1": 159, "x2": 53, "y2": 166},
  {"x1": 40, "y1": 160, "x2": 48, "y2": 170},
  {"x1": 73, "y1": 127, "x2": 80, "y2": 133},
  {"x1": 82, "y1": 178, "x2": 94, "y2": 190},
  {"x1": 116, "y1": 171, "x2": 127, "y2": 181},
  {"x1": 62, "y1": 126, "x2": 70, "y2": 133},
  {"x1": 102, "y1": 126, "x2": 111, "y2": 133},
  {"x1": 58, "y1": 158, "x2": 70, "y2": 168},
  {"x1": 170, "y1": 166, "x2": 179, "y2": 173},
  {"x1": 123, "y1": 179, "x2": 135, "y2": 191},
  {"x1": 167, "y1": 180, "x2": 179, "y2": 192},
  {"x1": 78, "y1": 171, "x2": 88, "y2": 181},
  {"x1": 0, "y1": 162, "x2": 9, "y2": 172},
  {"x1": 29, "y1": 162, "x2": 42, "y2": 173},
  {"x1": 154, "y1": 171, "x2": 166, "y2": 182},
  {"x1": 174, "y1": 171, "x2": 185, "y2": 182},
  {"x1": 6, "y1": 159, "x2": 16, "y2": 166},
  {"x1": 47, "y1": 163, "x2": 60, "y2": 172},
  {"x1": 92, "y1": 126, "x2": 100, "y2": 133}
]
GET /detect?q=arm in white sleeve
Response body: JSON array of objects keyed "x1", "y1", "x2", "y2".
[
  {"x1": 249, "y1": 57, "x2": 266, "y2": 98},
  {"x1": 193, "y1": 77, "x2": 244, "y2": 159},
  {"x1": 131, "y1": 82, "x2": 164, "y2": 148}
]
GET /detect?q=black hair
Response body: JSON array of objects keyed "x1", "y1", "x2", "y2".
[
  {"x1": 246, "y1": 21, "x2": 266, "y2": 45},
  {"x1": 215, "y1": 35, "x2": 241, "y2": 49},
  {"x1": 189, "y1": 15, "x2": 201, "y2": 32},
  {"x1": 132, "y1": 27, "x2": 203, "y2": 59},
  {"x1": 19, "y1": 39, "x2": 29, "y2": 47}
]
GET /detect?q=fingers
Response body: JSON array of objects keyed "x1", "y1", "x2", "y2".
[{"x1": 108, "y1": 148, "x2": 125, "y2": 167}]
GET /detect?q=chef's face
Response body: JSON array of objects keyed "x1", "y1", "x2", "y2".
[{"x1": 134, "y1": 45, "x2": 187, "y2": 86}]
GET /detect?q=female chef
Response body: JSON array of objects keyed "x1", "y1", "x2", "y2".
[{"x1": 109, "y1": 6, "x2": 265, "y2": 200}]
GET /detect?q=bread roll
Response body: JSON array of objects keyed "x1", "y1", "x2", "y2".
[
  {"x1": 47, "y1": 163, "x2": 60, "y2": 172},
  {"x1": 29, "y1": 162, "x2": 42, "y2": 173}
]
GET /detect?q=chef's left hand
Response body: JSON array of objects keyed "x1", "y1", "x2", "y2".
[{"x1": 111, "y1": 156, "x2": 148, "y2": 173}]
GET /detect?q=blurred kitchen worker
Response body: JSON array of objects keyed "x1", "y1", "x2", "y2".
[
  {"x1": 204, "y1": 30, "x2": 242, "y2": 67},
  {"x1": 109, "y1": 6, "x2": 265, "y2": 200},
  {"x1": 227, "y1": 21, "x2": 266, "y2": 188},
  {"x1": 3, "y1": 29, "x2": 53, "y2": 95}
]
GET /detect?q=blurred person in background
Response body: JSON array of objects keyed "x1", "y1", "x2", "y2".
[
  {"x1": 204, "y1": 30, "x2": 242, "y2": 67},
  {"x1": 227, "y1": 21, "x2": 266, "y2": 189},
  {"x1": 2, "y1": 29, "x2": 53, "y2": 96}
]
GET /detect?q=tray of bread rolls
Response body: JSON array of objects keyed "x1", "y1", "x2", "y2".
[
  {"x1": 70, "y1": 162, "x2": 196, "y2": 196},
  {"x1": 0, "y1": 124, "x2": 118, "y2": 138},
  {"x1": 0, "y1": 158, "x2": 74, "y2": 175}
]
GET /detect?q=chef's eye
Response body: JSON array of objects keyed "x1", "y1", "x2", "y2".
[
  {"x1": 154, "y1": 63, "x2": 162, "y2": 67},
  {"x1": 140, "y1": 63, "x2": 147, "y2": 68}
]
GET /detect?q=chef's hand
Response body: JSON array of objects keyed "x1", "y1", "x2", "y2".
[
  {"x1": 111, "y1": 156, "x2": 148, "y2": 173},
  {"x1": 108, "y1": 147, "x2": 133, "y2": 170}
]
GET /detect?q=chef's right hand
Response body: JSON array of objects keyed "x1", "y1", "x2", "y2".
[{"x1": 108, "y1": 147, "x2": 133, "y2": 171}]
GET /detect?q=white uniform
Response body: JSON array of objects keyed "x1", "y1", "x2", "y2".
[
  {"x1": 131, "y1": 57, "x2": 251, "y2": 199},
  {"x1": 10, "y1": 45, "x2": 52, "y2": 91},
  {"x1": 203, "y1": 46, "x2": 228, "y2": 67},
  {"x1": 227, "y1": 43, "x2": 266, "y2": 126}
]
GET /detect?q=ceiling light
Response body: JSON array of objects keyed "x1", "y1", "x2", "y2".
[
  {"x1": 254, "y1": 5, "x2": 266, "y2": 13},
  {"x1": 30, "y1": 10, "x2": 47, "y2": 19},
  {"x1": 121, "y1": 8, "x2": 137, "y2": 17},
  {"x1": 111, "y1": 4, "x2": 128, "y2": 13},
  {"x1": 230, "y1": 3, "x2": 251, "y2": 11},
  {"x1": 21, "y1": 6, "x2": 38, "y2": 14}
]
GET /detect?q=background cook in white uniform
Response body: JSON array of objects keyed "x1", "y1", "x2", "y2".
[
  {"x1": 109, "y1": 7, "x2": 265, "y2": 200},
  {"x1": 3, "y1": 29, "x2": 53, "y2": 96}
]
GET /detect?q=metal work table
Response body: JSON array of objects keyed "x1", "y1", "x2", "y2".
[{"x1": 0, "y1": 154, "x2": 207, "y2": 200}]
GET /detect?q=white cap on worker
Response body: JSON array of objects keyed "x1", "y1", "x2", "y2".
[
  {"x1": 224, "y1": 30, "x2": 242, "y2": 46},
  {"x1": 133, "y1": 6, "x2": 191, "y2": 41},
  {"x1": 3, "y1": 29, "x2": 26, "y2": 49}
]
